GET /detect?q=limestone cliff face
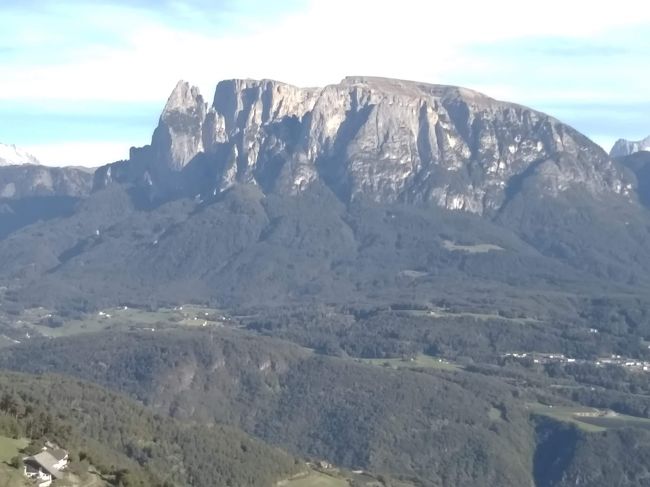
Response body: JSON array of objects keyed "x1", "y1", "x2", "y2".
[
  {"x1": 152, "y1": 81, "x2": 208, "y2": 171},
  {"x1": 95, "y1": 77, "x2": 631, "y2": 214}
]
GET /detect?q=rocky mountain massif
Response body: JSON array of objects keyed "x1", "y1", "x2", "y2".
[
  {"x1": 97, "y1": 77, "x2": 631, "y2": 215},
  {"x1": 610, "y1": 134, "x2": 650, "y2": 157},
  {"x1": 0, "y1": 77, "x2": 646, "y2": 310},
  {"x1": 0, "y1": 76, "x2": 645, "y2": 309},
  {"x1": 2, "y1": 77, "x2": 650, "y2": 487}
]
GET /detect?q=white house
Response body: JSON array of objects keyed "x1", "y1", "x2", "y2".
[
  {"x1": 23, "y1": 449, "x2": 68, "y2": 487},
  {"x1": 23, "y1": 462, "x2": 54, "y2": 487},
  {"x1": 48, "y1": 448, "x2": 69, "y2": 470}
]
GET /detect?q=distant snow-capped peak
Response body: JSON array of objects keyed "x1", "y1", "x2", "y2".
[{"x1": 0, "y1": 143, "x2": 40, "y2": 166}]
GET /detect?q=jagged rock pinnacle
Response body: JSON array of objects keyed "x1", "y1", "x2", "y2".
[{"x1": 152, "y1": 80, "x2": 208, "y2": 171}]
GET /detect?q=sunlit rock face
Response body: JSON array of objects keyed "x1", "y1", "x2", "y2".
[
  {"x1": 610, "y1": 135, "x2": 650, "y2": 158},
  {"x1": 95, "y1": 76, "x2": 631, "y2": 214},
  {"x1": 152, "y1": 81, "x2": 208, "y2": 172}
]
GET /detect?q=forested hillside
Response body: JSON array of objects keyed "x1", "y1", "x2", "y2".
[
  {"x1": 0, "y1": 371, "x2": 301, "y2": 487},
  {"x1": 3, "y1": 327, "x2": 650, "y2": 487}
]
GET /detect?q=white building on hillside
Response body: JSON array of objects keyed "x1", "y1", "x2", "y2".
[{"x1": 23, "y1": 448, "x2": 68, "y2": 487}]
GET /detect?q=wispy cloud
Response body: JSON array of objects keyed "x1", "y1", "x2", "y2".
[
  {"x1": 1, "y1": 0, "x2": 649, "y2": 165},
  {"x1": 469, "y1": 38, "x2": 634, "y2": 58},
  {"x1": 24, "y1": 141, "x2": 137, "y2": 167}
]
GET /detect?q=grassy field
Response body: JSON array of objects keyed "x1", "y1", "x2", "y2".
[
  {"x1": 442, "y1": 240, "x2": 504, "y2": 253},
  {"x1": 402, "y1": 307, "x2": 539, "y2": 325},
  {"x1": 0, "y1": 466, "x2": 28, "y2": 487},
  {"x1": 278, "y1": 466, "x2": 420, "y2": 487},
  {"x1": 0, "y1": 436, "x2": 28, "y2": 462},
  {"x1": 578, "y1": 414, "x2": 650, "y2": 431},
  {"x1": 529, "y1": 404, "x2": 650, "y2": 432},
  {"x1": 357, "y1": 354, "x2": 462, "y2": 372},
  {"x1": 488, "y1": 407, "x2": 504, "y2": 421},
  {"x1": 279, "y1": 471, "x2": 349, "y2": 487},
  {"x1": 0, "y1": 436, "x2": 29, "y2": 487},
  {"x1": 399, "y1": 269, "x2": 429, "y2": 278},
  {"x1": 529, "y1": 404, "x2": 606, "y2": 432},
  {"x1": 56, "y1": 470, "x2": 108, "y2": 487},
  {"x1": 8, "y1": 304, "x2": 232, "y2": 340}
]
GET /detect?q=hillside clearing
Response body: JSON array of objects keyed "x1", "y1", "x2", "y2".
[
  {"x1": 0, "y1": 435, "x2": 28, "y2": 462},
  {"x1": 402, "y1": 307, "x2": 539, "y2": 325},
  {"x1": 5, "y1": 304, "x2": 233, "y2": 340},
  {"x1": 357, "y1": 354, "x2": 462, "y2": 372},
  {"x1": 529, "y1": 404, "x2": 650, "y2": 432},
  {"x1": 279, "y1": 470, "x2": 348, "y2": 487},
  {"x1": 0, "y1": 436, "x2": 29, "y2": 487},
  {"x1": 442, "y1": 240, "x2": 504, "y2": 253}
]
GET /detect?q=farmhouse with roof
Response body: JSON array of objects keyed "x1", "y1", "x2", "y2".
[{"x1": 23, "y1": 448, "x2": 68, "y2": 487}]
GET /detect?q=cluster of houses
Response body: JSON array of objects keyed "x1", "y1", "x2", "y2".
[
  {"x1": 22, "y1": 445, "x2": 68, "y2": 487},
  {"x1": 502, "y1": 352, "x2": 577, "y2": 365},
  {"x1": 597, "y1": 355, "x2": 650, "y2": 372},
  {"x1": 503, "y1": 351, "x2": 650, "y2": 373}
]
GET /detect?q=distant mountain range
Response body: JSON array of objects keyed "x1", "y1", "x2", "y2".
[
  {"x1": 0, "y1": 164, "x2": 93, "y2": 199},
  {"x1": 610, "y1": 135, "x2": 650, "y2": 157},
  {"x1": 0, "y1": 143, "x2": 40, "y2": 166},
  {"x1": 0, "y1": 77, "x2": 646, "y2": 309},
  {"x1": 96, "y1": 77, "x2": 630, "y2": 215},
  {"x1": 0, "y1": 143, "x2": 92, "y2": 199}
]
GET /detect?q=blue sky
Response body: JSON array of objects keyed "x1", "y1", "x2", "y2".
[{"x1": 0, "y1": 0, "x2": 649, "y2": 166}]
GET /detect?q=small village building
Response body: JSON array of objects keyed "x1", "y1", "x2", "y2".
[{"x1": 23, "y1": 449, "x2": 68, "y2": 487}]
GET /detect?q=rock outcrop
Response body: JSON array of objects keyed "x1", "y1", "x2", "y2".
[
  {"x1": 151, "y1": 80, "x2": 208, "y2": 171},
  {"x1": 95, "y1": 77, "x2": 631, "y2": 214},
  {"x1": 610, "y1": 135, "x2": 650, "y2": 158}
]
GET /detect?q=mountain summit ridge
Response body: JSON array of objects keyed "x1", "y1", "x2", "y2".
[
  {"x1": 2, "y1": 77, "x2": 650, "y2": 313},
  {"x1": 610, "y1": 135, "x2": 650, "y2": 158},
  {"x1": 95, "y1": 76, "x2": 631, "y2": 214}
]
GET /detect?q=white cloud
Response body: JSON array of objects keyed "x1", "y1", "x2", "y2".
[
  {"x1": 3, "y1": 0, "x2": 649, "y2": 102},
  {"x1": 25, "y1": 141, "x2": 132, "y2": 167},
  {"x1": 1, "y1": 0, "x2": 649, "y2": 166}
]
